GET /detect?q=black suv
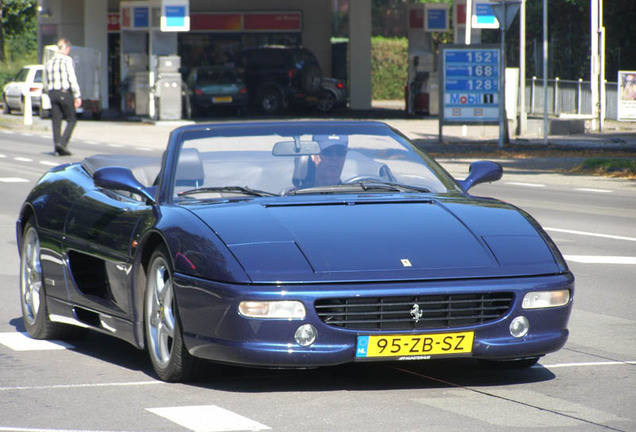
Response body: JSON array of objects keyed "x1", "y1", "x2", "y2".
[{"x1": 236, "y1": 46, "x2": 323, "y2": 114}]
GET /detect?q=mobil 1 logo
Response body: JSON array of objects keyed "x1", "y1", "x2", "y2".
[{"x1": 441, "y1": 45, "x2": 501, "y2": 123}]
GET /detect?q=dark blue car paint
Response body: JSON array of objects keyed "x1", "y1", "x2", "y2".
[{"x1": 16, "y1": 121, "x2": 574, "y2": 368}]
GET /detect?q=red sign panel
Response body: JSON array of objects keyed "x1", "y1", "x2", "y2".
[
  {"x1": 409, "y1": 9, "x2": 424, "y2": 29},
  {"x1": 244, "y1": 12, "x2": 301, "y2": 31},
  {"x1": 121, "y1": 7, "x2": 131, "y2": 29},
  {"x1": 108, "y1": 13, "x2": 120, "y2": 32},
  {"x1": 457, "y1": 5, "x2": 466, "y2": 25},
  {"x1": 191, "y1": 13, "x2": 242, "y2": 31}
]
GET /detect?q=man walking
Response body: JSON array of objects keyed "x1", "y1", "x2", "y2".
[{"x1": 45, "y1": 38, "x2": 81, "y2": 156}]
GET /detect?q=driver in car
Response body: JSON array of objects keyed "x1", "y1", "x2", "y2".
[{"x1": 310, "y1": 134, "x2": 349, "y2": 187}]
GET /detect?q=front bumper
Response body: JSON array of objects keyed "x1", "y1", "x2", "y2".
[{"x1": 174, "y1": 273, "x2": 573, "y2": 368}]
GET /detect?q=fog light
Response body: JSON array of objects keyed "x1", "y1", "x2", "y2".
[
  {"x1": 510, "y1": 316, "x2": 530, "y2": 338},
  {"x1": 238, "y1": 301, "x2": 305, "y2": 319},
  {"x1": 294, "y1": 324, "x2": 317, "y2": 347},
  {"x1": 522, "y1": 290, "x2": 570, "y2": 309}
]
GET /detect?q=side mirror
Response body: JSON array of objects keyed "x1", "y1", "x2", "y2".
[
  {"x1": 94, "y1": 166, "x2": 156, "y2": 203},
  {"x1": 457, "y1": 160, "x2": 503, "y2": 192}
]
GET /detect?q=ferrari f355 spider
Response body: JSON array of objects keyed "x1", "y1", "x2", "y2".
[{"x1": 17, "y1": 121, "x2": 573, "y2": 382}]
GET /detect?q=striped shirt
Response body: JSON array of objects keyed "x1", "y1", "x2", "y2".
[{"x1": 45, "y1": 53, "x2": 81, "y2": 99}]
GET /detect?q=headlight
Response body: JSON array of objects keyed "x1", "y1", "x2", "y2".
[
  {"x1": 522, "y1": 290, "x2": 570, "y2": 309},
  {"x1": 238, "y1": 300, "x2": 306, "y2": 319}
]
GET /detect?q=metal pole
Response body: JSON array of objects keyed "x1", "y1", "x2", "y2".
[
  {"x1": 519, "y1": 0, "x2": 526, "y2": 136},
  {"x1": 599, "y1": 0, "x2": 606, "y2": 131},
  {"x1": 465, "y1": 0, "x2": 473, "y2": 45},
  {"x1": 499, "y1": 14, "x2": 505, "y2": 148},
  {"x1": 542, "y1": 0, "x2": 548, "y2": 144},
  {"x1": 590, "y1": 0, "x2": 599, "y2": 131}
]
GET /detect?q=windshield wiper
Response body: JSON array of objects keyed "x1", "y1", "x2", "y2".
[
  {"x1": 354, "y1": 180, "x2": 431, "y2": 193},
  {"x1": 179, "y1": 186, "x2": 276, "y2": 197},
  {"x1": 287, "y1": 181, "x2": 430, "y2": 195}
]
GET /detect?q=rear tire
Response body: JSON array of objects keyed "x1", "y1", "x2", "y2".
[
  {"x1": 145, "y1": 245, "x2": 199, "y2": 382},
  {"x1": 259, "y1": 88, "x2": 282, "y2": 115},
  {"x1": 300, "y1": 65, "x2": 322, "y2": 94},
  {"x1": 2, "y1": 95, "x2": 10, "y2": 114},
  {"x1": 316, "y1": 90, "x2": 336, "y2": 113}
]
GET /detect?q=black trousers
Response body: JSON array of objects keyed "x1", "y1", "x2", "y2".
[{"x1": 49, "y1": 90, "x2": 77, "y2": 148}]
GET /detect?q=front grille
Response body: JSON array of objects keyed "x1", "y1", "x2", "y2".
[{"x1": 315, "y1": 293, "x2": 514, "y2": 331}]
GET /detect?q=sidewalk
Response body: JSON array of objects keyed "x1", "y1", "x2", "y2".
[{"x1": 1, "y1": 105, "x2": 636, "y2": 152}]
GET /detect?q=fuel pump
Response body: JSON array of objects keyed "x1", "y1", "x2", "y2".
[{"x1": 405, "y1": 3, "x2": 440, "y2": 116}]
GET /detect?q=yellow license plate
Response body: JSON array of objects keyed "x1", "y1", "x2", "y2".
[
  {"x1": 213, "y1": 96, "x2": 232, "y2": 103},
  {"x1": 356, "y1": 332, "x2": 474, "y2": 358}
]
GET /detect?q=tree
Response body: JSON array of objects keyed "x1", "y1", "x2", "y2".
[{"x1": 0, "y1": 0, "x2": 37, "y2": 62}]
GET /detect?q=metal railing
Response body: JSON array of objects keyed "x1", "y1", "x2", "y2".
[{"x1": 525, "y1": 77, "x2": 618, "y2": 120}]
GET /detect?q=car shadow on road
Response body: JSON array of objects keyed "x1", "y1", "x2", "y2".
[
  {"x1": 9, "y1": 317, "x2": 154, "y2": 375},
  {"x1": 8, "y1": 316, "x2": 556, "y2": 391},
  {"x1": 190, "y1": 358, "x2": 556, "y2": 393}
]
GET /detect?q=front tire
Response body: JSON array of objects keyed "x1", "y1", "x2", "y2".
[
  {"x1": 145, "y1": 245, "x2": 199, "y2": 382},
  {"x1": 20, "y1": 222, "x2": 71, "y2": 339}
]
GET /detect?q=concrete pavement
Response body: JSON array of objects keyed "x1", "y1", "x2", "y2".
[{"x1": 1, "y1": 104, "x2": 636, "y2": 152}]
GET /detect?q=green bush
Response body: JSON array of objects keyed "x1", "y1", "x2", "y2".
[
  {"x1": 0, "y1": 61, "x2": 26, "y2": 89},
  {"x1": 371, "y1": 36, "x2": 408, "y2": 100}
]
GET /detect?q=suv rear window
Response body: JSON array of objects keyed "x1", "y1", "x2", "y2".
[{"x1": 246, "y1": 49, "x2": 289, "y2": 67}]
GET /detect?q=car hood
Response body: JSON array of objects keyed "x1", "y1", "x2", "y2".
[{"x1": 189, "y1": 196, "x2": 564, "y2": 283}]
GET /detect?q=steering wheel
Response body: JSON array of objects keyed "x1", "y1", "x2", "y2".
[{"x1": 343, "y1": 175, "x2": 385, "y2": 184}]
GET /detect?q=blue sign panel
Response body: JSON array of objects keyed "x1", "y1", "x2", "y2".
[
  {"x1": 472, "y1": 1, "x2": 499, "y2": 29},
  {"x1": 442, "y1": 46, "x2": 500, "y2": 123},
  {"x1": 165, "y1": 6, "x2": 185, "y2": 27},
  {"x1": 425, "y1": 7, "x2": 448, "y2": 32},
  {"x1": 133, "y1": 6, "x2": 149, "y2": 28}
]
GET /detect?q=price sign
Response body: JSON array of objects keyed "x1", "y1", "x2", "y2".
[{"x1": 440, "y1": 45, "x2": 501, "y2": 123}]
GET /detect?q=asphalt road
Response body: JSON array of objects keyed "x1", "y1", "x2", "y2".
[{"x1": 0, "y1": 120, "x2": 635, "y2": 432}]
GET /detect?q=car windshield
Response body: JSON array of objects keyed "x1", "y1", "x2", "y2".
[
  {"x1": 15, "y1": 68, "x2": 30, "y2": 82},
  {"x1": 171, "y1": 123, "x2": 459, "y2": 201}
]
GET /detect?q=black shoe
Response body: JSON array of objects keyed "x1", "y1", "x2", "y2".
[{"x1": 55, "y1": 145, "x2": 72, "y2": 156}]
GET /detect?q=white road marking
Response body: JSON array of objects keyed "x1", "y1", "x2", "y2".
[
  {"x1": 82, "y1": 140, "x2": 100, "y2": 145},
  {"x1": 541, "y1": 360, "x2": 636, "y2": 368},
  {"x1": 575, "y1": 188, "x2": 612, "y2": 193},
  {"x1": 545, "y1": 227, "x2": 636, "y2": 242},
  {"x1": 40, "y1": 160, "x2": 60, "y2": 167},
  {"x1": 0, "y1": 427, "x2": 132, "y2": 432},
  {"x1": 147, "y1": 405, "x2": 271, "y2": 432},
  {"x1": 564, "y1": 255, "x2": 636, "y2": 264},
  {"x1": 0, "y1": 154, "x2": 6, "y2": 157},
  {"x1": 0, "y1": 332, "x2": 73, "y2": 351},
  {"x1": 107, "y1": 144, "x2": 124, "y2": 148},
  {"x1": 0, "y1": 177, "x2": 29, "y2": 183},
  {"x1": 14, "y1": 157, "x2": 33, "y2": 162},
  {"x1": 505, "y1": 182, "x2": 546, "y2": 188},
  {"x1": 0, "y1": 381, "x2": 162, "y2": 392}
]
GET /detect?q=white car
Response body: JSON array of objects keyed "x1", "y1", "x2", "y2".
[{"x1": 2, "y1": 65, "x2": 44, "y2": 115}]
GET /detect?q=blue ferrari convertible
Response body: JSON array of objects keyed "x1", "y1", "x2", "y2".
[{"x1": 17, "y1": 121, "x2": 573, "y2": 382}]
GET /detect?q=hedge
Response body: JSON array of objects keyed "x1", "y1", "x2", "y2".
[{"x1": 371, "y1": 36, "x2": 408, "y2": 100}]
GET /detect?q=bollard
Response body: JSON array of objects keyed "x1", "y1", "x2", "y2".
[{"x1": 22, "y1": 87, "x2": 33, "y2": 126}]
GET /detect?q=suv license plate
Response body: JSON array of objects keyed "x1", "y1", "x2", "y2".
[
  {"x1": 356, "y1": 332, "x2": 474, "y2": 358},
  {"x1": 213, "y1": 96, "x2": 232, "y2": 103}
]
